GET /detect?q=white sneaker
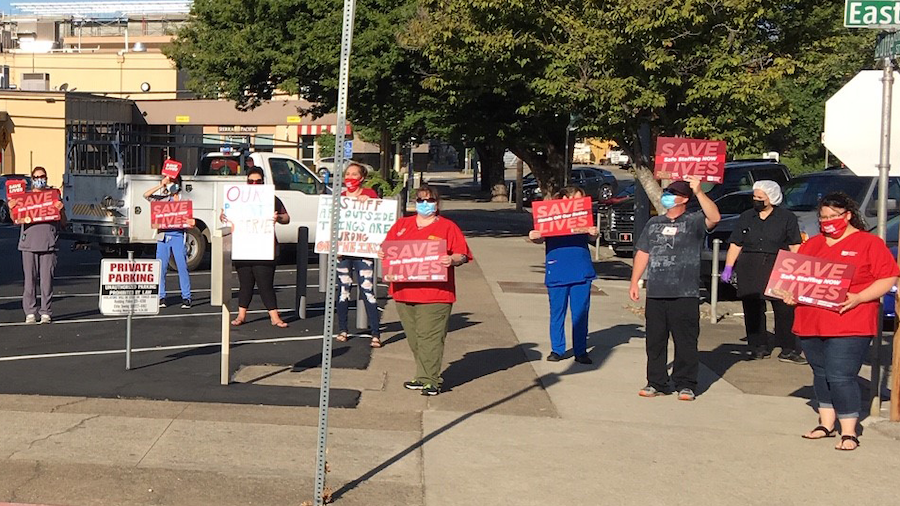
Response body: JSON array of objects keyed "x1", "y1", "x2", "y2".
[
  {"x1": 39, "y1": 314, "x2": 51, "y2": 324},
  {"x1": 25, "y1": 314, "x2": 36, "y2": 324}
]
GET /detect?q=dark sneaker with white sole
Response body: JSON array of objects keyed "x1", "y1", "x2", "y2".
[
  {"x1": 181, "y1": 299, "x2": 192, "y2": 309},
  {"x1": 404, "y1": 380, "x2": 426, "y2": 391},
  {"x1": 778, "y1": 351, "x2": 808, "y2": 365},
  {"x1": 420, "y1": 384, "x2": 440, "y2": 396}
]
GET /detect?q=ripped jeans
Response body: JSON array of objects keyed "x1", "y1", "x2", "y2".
[{"x1": 336, "y1": 257, "x2": 381, "y2": 336}]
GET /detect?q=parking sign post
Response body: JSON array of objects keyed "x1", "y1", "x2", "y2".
[{"x1": 99, "y1": 253, "x2": 160, "y2": 371}]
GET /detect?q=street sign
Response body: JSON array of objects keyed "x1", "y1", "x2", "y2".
[
  {"x1": 99, "y1": 259, "x2": 161, "y2": 315},
  {"x1": 343, "y1": 140, "x2": 353, "y2": 159},
  {"x1": 823, "y1": 70, "x2": 900, "y2": 176},
  {"x1": 845, "y1": 1, "x2": 900, "y2": 28},
  {"x1": 876, "y1": 31, "x2": 900, "y2": 58}
]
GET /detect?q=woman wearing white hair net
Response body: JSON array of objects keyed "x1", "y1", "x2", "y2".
[{"x1": 721, "y1": 180, "x2": 805, "y2": 363}]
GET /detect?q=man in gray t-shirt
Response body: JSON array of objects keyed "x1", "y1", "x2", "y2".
[{"x1": 630, "y1": 179, "x2": 720, "y2": 401}]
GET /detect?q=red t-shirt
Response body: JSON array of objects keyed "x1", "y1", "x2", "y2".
[
  {"x1": 341, "y1": 188, "x2": 379, "y2": 198},
  {"x1": 793, "y1": 231, "x2": 899, "y2": 337},
  {"x1": 384, "y1": 215, "x2": 473, "y2": 303}
]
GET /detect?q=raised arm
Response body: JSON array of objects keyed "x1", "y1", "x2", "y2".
[{"x1": 689, "y1": 178, "x2": 720, "y2": 229}]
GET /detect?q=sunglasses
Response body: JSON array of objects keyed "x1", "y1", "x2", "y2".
[
  {"x1": 247, "y1": 179, "x2": 264, "y2": 185},
  {"x1": 33, "y1": 176, "x2": 47, "y2": 180},
  {"x1": 416, "y1": 198, "x2": 437, "y2": 203}
]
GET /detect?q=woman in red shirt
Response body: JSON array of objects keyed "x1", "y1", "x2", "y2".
[
  {"x1": 335, "y1": 163, "x2": 383, "y2": 347},
  {"x1": 783, "y1": 192, "x2": 898, "y2": 451},
  {"x1": 379, "y1": 185, "x2": 472, "y2": 396}
]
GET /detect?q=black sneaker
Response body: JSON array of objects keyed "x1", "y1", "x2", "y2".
[
  {"x1": 421, "y1": 384, "x2": 440, "y2": 396},
  {"x1": 546, "y1": 352, "x2": 563, "y2": 362},
  {"x1": 750, "y1": 346, "x2": 771, "y2": 360},
  {"x1": 574, "y1": 354, "x2": 593, "y2": 364},
  {"x1": 778, "y1": 351, "x2": 808, "y2": 365},
  {"x1": 181, "y1": 299, "x2": 192, "y2": 309},
  {"x1": 404, "y1": 380, "x2": 426, "y2": 390},
  {"x1": 159, "y1": 299, "x2": 167, "y2": 308}
]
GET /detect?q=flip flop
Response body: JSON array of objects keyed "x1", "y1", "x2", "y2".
[
  {"x1": 230, "y1": 318, "x2": 245, "y2": 327},
  {"x1": 370, "y1": 337, "x2": 382, "y2": 348},
  {"x1": 272, "y1": 321, "x2": 288, "y2": 328},
  {"x1": 802, "y1": 425, "x2": 836, "y2": 440},
  {"x1": 336, "y1": 332, "x2": 349, "y2": 342}
]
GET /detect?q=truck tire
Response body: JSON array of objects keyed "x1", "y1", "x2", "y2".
[
  {"x1": 0, "y1": 201, "x2": 9, "y2": 223},
  {"x1": 598, "y1": 184, "x2": 614, "y2": 201},
  {"x1": 172, "y1": 227, "x2": 206, "y2": 271}
]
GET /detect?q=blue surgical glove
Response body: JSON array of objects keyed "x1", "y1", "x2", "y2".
[{"x1": 720, "y1": 265, "x2": 734, "y2": 283}]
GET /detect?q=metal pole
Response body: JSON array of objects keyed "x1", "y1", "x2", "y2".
[
  {"x1": 515, "y1": 157, "x2": 524, "y2": 212},
  {"x1": 318, "y1": 253, "x2": 327, "y2": 293},
  {"x1": 356, "y1": 281, "x2": 367, "y2": 329},
  {"x1": 125, "y1": 250, "x2": 134, "y2": 370},
  {"x1": 710, "y1": 239, "x2": 721, "y2": 324},
  {"x1": 315, "y1": 0, "x2": 356, "y2": 503},
  {"x1": 594, "y1": 210, "x2": 602, "y2": 261},
  {"x1": 872, "y1": 58, "x2": 893, "y2": 418},
  {"x1": 297, "y1": 227, "x2": 309, "y2": 319}
]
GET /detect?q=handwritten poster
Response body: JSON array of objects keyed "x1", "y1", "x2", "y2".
[
  {"x1": 315, "y1": 196, "x2": 398, "y2": 259},
  {"x1": 223, "y1": 184, "x2": 275, "y2": 260}
]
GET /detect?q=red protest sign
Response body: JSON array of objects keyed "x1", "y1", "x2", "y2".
[
  {"x1": 654, "y1": 137, "x2": 727, "y2": 183},
  {"x1": 11, "y1": 189, "x2": 61, "y2": 224},
  {"x1": 161, "y1": 158, "x2": 183, "y2": 178},
  {"x1": 150, "y1": 200, "x2": 193, "y2": 229},
  {"x1": 764, "y1": 250, "x2": 856, "y2": 311},
  {"x1": 381, "y1": 239, "x2": 448, "y2": 282},
  {"x1": 532, "y1": 197, "x2": 594, "y2": 237},
  {"x1": 5, "y1": 179, "x2": 26, "y2": 198}
]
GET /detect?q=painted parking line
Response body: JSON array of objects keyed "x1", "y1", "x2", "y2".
[
  {"x1": 54, "y1": 266, "x2": 315, "y2": 281},
  {"x1": 0, "y1": 334, "x2": 325, "y2": 362},
  {"x1": 0, "y1": 307, "x2": 318, "y2": 327},
  {"x1": 0, "y1": 285, "x2": 306, "y2": 301}
]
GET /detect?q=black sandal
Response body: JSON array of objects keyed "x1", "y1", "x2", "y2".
[
  {"x1": 801, "y1": 425, "x2": 836, "y2": 439},
  {"x1": 836, "y1": 435, "x2": 860, "y2": 451}
]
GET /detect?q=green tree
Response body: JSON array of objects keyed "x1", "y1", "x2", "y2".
[{"x1": 164, "y1": 0, "x2": 430, "y2": 176}]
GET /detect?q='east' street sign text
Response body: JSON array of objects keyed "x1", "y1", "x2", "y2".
[{"x1": 845, "y1": 0, "x2": 900, "y2": 28}]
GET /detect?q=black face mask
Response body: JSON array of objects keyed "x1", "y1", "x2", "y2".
[{"x1": 753, "y1": 200, "x2": 766, "y2": 213}]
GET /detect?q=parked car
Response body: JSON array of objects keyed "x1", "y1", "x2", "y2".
[
  {"x1": 699, "y1": 190, "x2": 757, "y2": 289},
  {"x1": 597, "y1": 160, "x2": 791, "y2": 256},
  {"x1": 0, "y1": 174, "x2": 32, "y2": 223},
  {"x1": 781, "y1": 167, "x2": 900, "y2": 241},
  {"x1": 520, "y1": 165, "x2": 618, "y2": 206}
]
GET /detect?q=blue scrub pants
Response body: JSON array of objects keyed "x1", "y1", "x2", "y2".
[
  {"x1": 157, "y1": 232, "x2": 192, "y2": 300},
  {"x1": 548, "y1": 280, "x2": 591, "y2": 356}
]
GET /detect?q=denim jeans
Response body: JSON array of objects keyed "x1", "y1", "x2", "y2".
[
  {"x1": 799, "y1": 336, "x2": 871, "y2": 419},
  {"x1": 336, "y1": 257, "x2": 380, "y2": 336}
]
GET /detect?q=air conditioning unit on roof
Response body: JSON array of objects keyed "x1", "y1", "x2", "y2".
[{"x1": 21, "y1": 72, "x2": 50, "y2": 91}]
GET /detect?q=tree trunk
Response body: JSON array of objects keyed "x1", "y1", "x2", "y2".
[
  {"x1": 379, "y1": 128, "x2": 392, "y2": 179},
  {"x1": 511, "y1": 138, "x2": 566, "y2": 200},
  {"x1": 615, "y1": 134, "x2": 665, "y2": 215},
  {"x1": 475, "y1": 141, "x2": 508, "y2": 201}
]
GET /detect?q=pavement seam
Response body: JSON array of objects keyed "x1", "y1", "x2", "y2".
[
  {"x1": 7, "y1": 414, "x2": 101, "y2": 460},
  {"x1": 135, "y1": 404, "x2": 188, "y2": 468},
  {"x1": 417, "y1": 410, "x2": 426, "y2": 506},
  {"x1": 8, "y1": 461, "x2": 42, "y2": 503},
  {"x1": 48, "y1": 396, "x2": 89, "y2": 413}
]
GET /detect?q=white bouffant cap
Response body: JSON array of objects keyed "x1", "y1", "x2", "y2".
[{"x1": 753, "y1": 180, "x2": 782, "y2": 206}]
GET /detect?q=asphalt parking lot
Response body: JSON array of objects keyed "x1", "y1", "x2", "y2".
[{"x1": 0, "y1": 224, "x2": 374, "y2": 407}]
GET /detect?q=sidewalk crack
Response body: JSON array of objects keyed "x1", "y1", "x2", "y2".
[
  {"x1": 49, "y1": 397, "x2": 88, "y2": 413},
  {"x1": 8, "y1": 414, "x2": 101, "y2": 460},
  {"x1": 135, "y1": 404, "x2": 187, "y2": 468}
]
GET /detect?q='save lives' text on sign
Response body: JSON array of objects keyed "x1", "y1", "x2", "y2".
[
  {"x1": 151, "y1": 200, "x2": 193, "y2": 229},
  {"x1": 764, "y1": 251, "x2": 856, "y2": 311},
  {"x1": 381, "y1": 240, "x2": 448, "y2": 282},
  {"x1": 532, "y1": 197, "x2": 593, "y2": 237},
  {"x1": 654, "y1": 137, "x2": 726, "y2": 183}
]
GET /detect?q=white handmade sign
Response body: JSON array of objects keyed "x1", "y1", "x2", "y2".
[
  {"x1": 223, "y1": 184, "x2": 275, "y2": 260},
  {"x1": 314, "y1": 196, "x2": 398, "y2": 258}
]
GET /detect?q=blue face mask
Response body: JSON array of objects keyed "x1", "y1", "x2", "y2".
[
  {"x1": 416, "y1": 201, "x2": 437, "y2": 217},
  {"x1": 167, "y1": 183, "x2": 180, "y2": 194},
  {"x1": 660, "y1": 192, "x2": 678, "y2": 210}
]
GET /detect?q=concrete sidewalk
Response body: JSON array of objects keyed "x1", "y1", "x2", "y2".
[{"x1": 1, "y1": 174, "x2": 899, "y2": 506}]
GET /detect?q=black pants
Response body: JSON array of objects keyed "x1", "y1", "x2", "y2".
[
  {"x1": 234, "y1": 260, "x2": 278, "y2": 310},
  {"x1": 741, "y1": 295, "x2": 799, "y2": 353},
  {"x1": 645, "y1": 297, "x2": 700, "y2": 391}
]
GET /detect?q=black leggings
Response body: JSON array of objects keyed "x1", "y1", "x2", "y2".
[{"x1": 234, "y1": 260, "x2": 278, "y2": 310}]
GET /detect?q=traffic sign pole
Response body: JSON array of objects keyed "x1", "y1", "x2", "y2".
[
  {"x1": 125, "y1": 250, "x2": 134, "y2": 371},
  {"x1": 873, "y1": 57, "x2": 894, "y2": 418},
  {"x1": 315, "y1": 0, "x2": 356, "y2": 504}
]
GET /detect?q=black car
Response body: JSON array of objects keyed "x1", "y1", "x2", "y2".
[
  {"x1": 520, "y1": 165, "x2": 618, "y2": 206},
  {"x1": 598, "y1": 160, "x2": 791, "y2": 256},
  {"x1": 0, "y1": 174, "x2": 32, "y2": 223}
]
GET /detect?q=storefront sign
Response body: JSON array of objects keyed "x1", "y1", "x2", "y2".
[
  {"x1": 161, "y1": 158, "x2": 183, "y2": 178},
  {"x1": 223, "y1": 184, "x2": 275, "y2": 260},
  {"x1": 532, "y1": 197, "x2": 593, "y2": 237},
  {"x1": 151, "y1": 200, "x2": 193, "y2": 229},
  {"x1": 314, "y1": 196, "x2": 398, "y2": 258},
  {"x1": 654, "y1": 137, "x2": 727, "y2": 183},
  {"x1": 99, "y1": 259, "x2": 161, "y2": 315},
  {"x1": 12, "y1": 189, "x2": 61, "y2": 224},
  {"x1": 381, "y1": 239, "x2": 448, "y2": 282},
  {"x1": 218, "y1": 126, "x2": 259, "y2": 133},
  {"x1": 764, "y1": 251, "x2": 856, "y2": 311}
]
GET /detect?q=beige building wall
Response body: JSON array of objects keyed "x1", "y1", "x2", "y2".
[
  {"x1": 0, "y1": 91, "x2": 66, "y2": 186},
  {"x1": 0, "y1": 51, "x2": 181, "y2": 99}
]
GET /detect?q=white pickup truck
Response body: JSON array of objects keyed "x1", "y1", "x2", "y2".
[{"x1": 63, "y1": 152, "x2": 327, "y2": 270}]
